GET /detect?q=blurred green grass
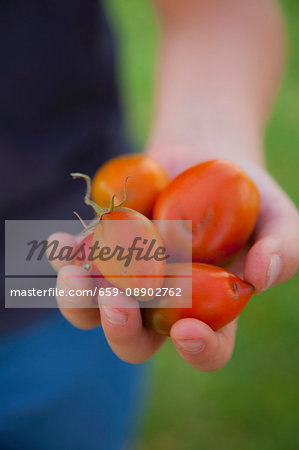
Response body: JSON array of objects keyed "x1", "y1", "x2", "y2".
[{"x1": 106, "y1": 1, "x2": 299, "y2": 449}]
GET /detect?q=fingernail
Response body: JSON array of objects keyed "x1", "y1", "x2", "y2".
[
  {"x1": 263, "y1": 254, "x2": 282, "y2": 292},
  {"x1": 176, "y1": 339, "x2": 205, "y2": 354},
  {"x1": 101, "y1": 307, "x2": 128, "y2": 325}
]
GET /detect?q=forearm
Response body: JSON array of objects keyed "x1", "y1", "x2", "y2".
[{"x1": 147, "y1": 0, "x2": 286, "y2": 169}]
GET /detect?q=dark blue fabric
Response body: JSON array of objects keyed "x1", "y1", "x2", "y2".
[
  {"x1": 0, "y1": 0, "x2": 130, "y2": 218},
  {"x1": 0, "y1": 0, "x2": 133, "y2": 331},
  {"x1": 0, "y1": 2, "x2": 146, "y2": 449},
  {"x1": 0, "y1": 313, "x2": 149, "y2": 450}
]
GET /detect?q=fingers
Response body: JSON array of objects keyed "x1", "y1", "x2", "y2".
[
  {"x1": 56, "y1": 265, "x2": 101, "y2": 330},
  {"x1": 47, "y1": 232, "x2": 77, "y2": 272},
  {"x1": 99, "y1": 297, "x2": 166, "y2": 364},
  {"x1": 244, "y1": 175, "x2": 299, "y2": 293},
  {"x1": 48, "y1": 232, "x2": 100, "y2": 329},
  {"x1": 170, "y1": 318, "x2": 237, "y2": 372}
]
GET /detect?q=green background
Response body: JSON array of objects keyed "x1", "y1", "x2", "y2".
[{"x1": 106, "y1": 1, "x2": 299, "y2": 448}]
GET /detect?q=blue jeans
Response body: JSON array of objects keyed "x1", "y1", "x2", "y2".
[{"x1": 0, "y1": 313, "x2": 148, "y2": 450}]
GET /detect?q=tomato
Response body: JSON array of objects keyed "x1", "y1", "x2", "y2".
[
  {"x1": 153, "y1": 160, "x2": 260, "y2": 266},
  {"x1": 92, "y1": 207, "x2": 167, "y2": 300},
  {"x1": 72, "y1": 233, "x2": 111, "y2": 290},
  {"x1": 141, "y1": 263, "x2": 254, "y2": 335},
  {"x1": 72, "y1": 172, "x2": 167, "y2": 299},
  {"x1": 92, "y1": 154, "x2": 168, "y2": 218}
]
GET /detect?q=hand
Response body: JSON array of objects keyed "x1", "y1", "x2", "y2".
[
  {"x1": 48, "y1": 152, "x2": 299, "y2": 372},
  {"x1": 49, "y1": 238, "x2": 235, "y2": 369},
  {"x1": 143, "y1": 149, "x2": 299, "y2": 370},
  {"x1": 48, "y1": 235, "x2": 165, "y2": 363},
  {"x1": 148, "y1": 149, "x2": 299, "y2": 291},
  {"x1": 47, "y1": 232, "x2": 102, "y2": 330}
]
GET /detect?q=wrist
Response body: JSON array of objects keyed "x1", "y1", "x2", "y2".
[{"x1": 146, "y1": 142, "x2": 265, "y2": 179}]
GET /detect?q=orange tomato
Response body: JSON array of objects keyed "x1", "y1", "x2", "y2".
[
  {"x1": 141, "y1": 263, "x2": 254, "y2": 335},
  {"x1": 92, "y1": 207, "x2": 167, "y2": 300},
  {"x1": 92, "y1": 154, "x2": 168, "y2": 218},
  {"x1": 153, "y1": 160, "x2": 260, "y2": 266}
]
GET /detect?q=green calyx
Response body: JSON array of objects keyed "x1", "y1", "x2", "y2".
[{"x1": 70, "y1": 172, "x2": 130, "y2": 231}]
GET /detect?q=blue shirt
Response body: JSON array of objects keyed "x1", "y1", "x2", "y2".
[
  {"x1": 0, "y1": 0, "x2": 132, "y2": 332},
  {"x1": 0, "y1": 3, "x2": 146, "y2": 449}
]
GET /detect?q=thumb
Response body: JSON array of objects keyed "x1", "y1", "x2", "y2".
[{"x1": 244, "y1": 185, "x2": 299, "y2": 293}]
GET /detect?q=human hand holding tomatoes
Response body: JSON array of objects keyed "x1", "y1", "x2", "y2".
[
  {"x1": 131, "y1": 149, "x2": 298, "y2": 370},
  {"x1": 47, "y1": 167, "x2": 167, "y2": 360},
  {"x1": 66, "y1": 156, "x2": 255, "y2": 370},
  {"x1": 47, "y1": 158, "x2": 240, "y2": 369},
  {"x1": 48, "y1": 152, "x2": 299, "y2": 372},
  {"x1": 47, "y1": 229, "x2": 166, "y2": 362}
]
